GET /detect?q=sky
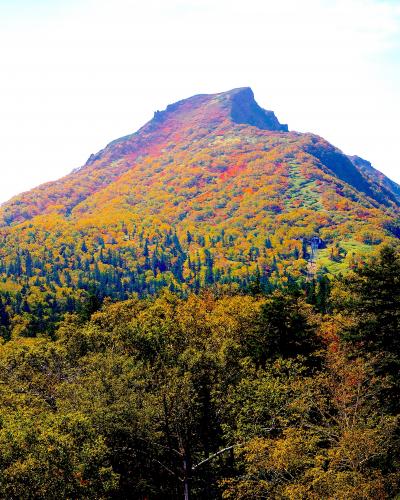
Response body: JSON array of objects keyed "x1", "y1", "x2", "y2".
[{"x1": 0, "y1": 0, "x2": 399, "y2": 203}]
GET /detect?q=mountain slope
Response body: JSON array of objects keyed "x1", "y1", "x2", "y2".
[
  {"x1": 349, "y1": 155, "x2": 400, "y2": 205},
  {"x1": 0, "y1": 87, "x2": 398, "y2": 325}
]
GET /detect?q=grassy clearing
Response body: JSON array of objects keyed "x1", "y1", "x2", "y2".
[{"x1": 317, "y1": 239, "x2": 377, "y2": 276}]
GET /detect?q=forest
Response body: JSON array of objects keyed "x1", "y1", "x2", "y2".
[{"x1": 0, "y1": 245, "x2": 398, "y2": 499}]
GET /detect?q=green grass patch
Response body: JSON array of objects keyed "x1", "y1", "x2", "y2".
[{"x1": 317, "y1": 239, "x2": 377, "y2": 276}]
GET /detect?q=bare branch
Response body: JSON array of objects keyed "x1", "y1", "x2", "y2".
[
  {"x1": 152, "y1": 458, "x2": 181, "y2": 479},
  {"x1": 192, "y1": 444, "x2": 238, "y2": 471}
]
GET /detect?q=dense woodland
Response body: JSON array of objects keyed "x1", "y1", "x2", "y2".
[{"x1": 0, "y1": 245, "x2": 398, "y2": 499}]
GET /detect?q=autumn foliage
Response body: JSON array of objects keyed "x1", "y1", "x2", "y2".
[{"x1": 0, "y1": 87, "x2": 398, "y2": 333}]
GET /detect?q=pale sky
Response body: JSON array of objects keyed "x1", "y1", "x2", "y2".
[{"x1": 1, "y1": 0, "x2": 399, "y2": 203}]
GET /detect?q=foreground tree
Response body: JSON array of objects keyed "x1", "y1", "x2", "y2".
[{"x1": 333, "y1": 245, "x2": 400, "y2": 412}]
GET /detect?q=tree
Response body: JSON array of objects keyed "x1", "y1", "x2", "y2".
[
  {"x1": 255, "y1": 290, "x2": 320, "y2": 365},
  {"x1": 337, "y1": 246, "x2": 400, "y2": 350},
  {"x1": 334, "y1": 245, "x2": 400, "y2": 412}
]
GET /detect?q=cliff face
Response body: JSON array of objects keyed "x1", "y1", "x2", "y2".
[{"x1": 230, "y1": 87, "x2": 288, "y2": 131}]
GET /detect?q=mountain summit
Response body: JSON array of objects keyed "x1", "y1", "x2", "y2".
[
  {"x1": 0, "y1": 88, "x2": 398, "y2": 310},
  {"x1": 87, "y1": 87, "x2": 288, "y2": 166},
  {"x1": 148, "y1": 87, "x2": 288, "y2": 132},
  {"x1": 229, "y1": 87, "x2": 288, "y2": 131}
]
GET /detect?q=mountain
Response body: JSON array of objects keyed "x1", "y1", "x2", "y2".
[
  {"x1": 1, "y1": 87, "x2": 398, "y2": 226},
  {"x1": 0, "y1": 87, "x2": 398, "y2": 333}
]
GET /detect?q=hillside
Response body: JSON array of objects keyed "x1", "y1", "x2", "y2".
[
  {"x1": 349, "y1": 155, "x2": 400, "y2": 205},
  {"x1": 0, "y1": 87, "x2": 398, "y2": 334}
]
